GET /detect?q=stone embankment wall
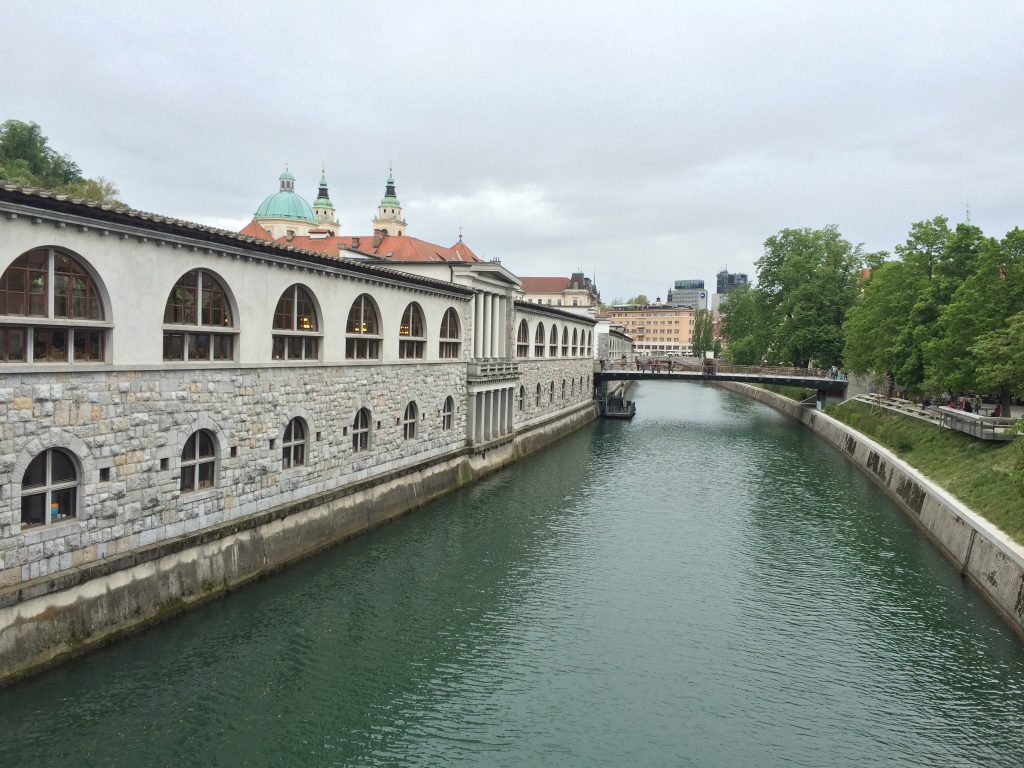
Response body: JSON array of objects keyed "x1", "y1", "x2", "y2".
[
  {"x1": 719, "y1": 382, "x2": 1024, "y2": 637},
  {"x1": 0, "y1": 401, "x2": 597, "y2": 684}
]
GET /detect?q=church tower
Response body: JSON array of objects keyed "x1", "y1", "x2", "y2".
[
  {"x1": 313, "y1": 170, "x2": 339, "y2": 229},
  {"x1": 371, "y1": 166, "x2": 407, "y2": 236}
]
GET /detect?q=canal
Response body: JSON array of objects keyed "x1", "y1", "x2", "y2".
[{"x1": 2, "y1": 383, "x2": 1023, "y2": 767}]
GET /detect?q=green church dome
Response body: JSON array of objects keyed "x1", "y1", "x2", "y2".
[{"x1": 254, "y1": 169, "x2": 317, "y2": 223}]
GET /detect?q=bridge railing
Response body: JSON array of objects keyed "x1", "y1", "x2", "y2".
[{"x1": 598, "y1": 358, "x2": 836, "y2": 380}]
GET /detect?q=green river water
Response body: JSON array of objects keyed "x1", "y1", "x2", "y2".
[{"x1": 1, "y1": 382, "x2": 1023, "y2": 767}]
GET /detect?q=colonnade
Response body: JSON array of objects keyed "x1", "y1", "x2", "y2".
[
  {"x1": 467, "y1": 386, "x2": 515, "y2": 444},
  {"x1": 473, "y1": 292, "x2": 508, "y2": 359}
]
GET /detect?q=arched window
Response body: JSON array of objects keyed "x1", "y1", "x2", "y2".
[
  {"x1": 181, "y1": 430, "x2": 217, "y2": 492},
  {"x1": 441, "y1": 396, "x2": 454, "y2": 430},
  {"x1": 163, "y1": 270, "x2": 234, "y2": 362},
  {"x1": 571, "y1": 328, "x2": 578, "y2": 357},
  {"x1": 352, "y1": 408, "x2": 371, "y2": 451},
  {"x1": 399, "y1": 302, "x2": 425, "y2": 359},
  {"x1": 273, "y1": 284, "x2": 320, "y2": 361},
  {"x1": 21, "y1": 448, "x2": 78, "y2": 527},
  {"x1": 561, "y1": 379, "x2": 567, "y2": 399},
  {"x1": 516, "y1": 320, "x2": 529, "y2": 357},
  {"x1": 534, "y1": 322, "x2": 545, "y2": 357},
  {"x1": 282, "y1": 417, "x2": 307, "y2": 468},
  {"x1": 402, "y1": 401, "x2": 418, "y2": 439},
  {"x1": 535, "y1": 383, "x2": 542, "y2": 407},
  {"x1": 587, "y1": 331, "x2": 593, "y2": 356},
  {"x1": 549, "y1": 381, "x2": 555, "y2": 404},
  {"x1": 570, "y1": 378, "x2": 576, "y2": 397},
  {"x1": 1, "y1": 248, "x2": 106, "y2": 363},
  {"x1": 346, "y1": 294, "x2": 381, "y2": 360},
  {"x1": 517, "y1": 386, "x2": 525, "y2": 412},
  {"x1": 549, "y1": 324, "x2": 558, "y2": 357},
  {"x1": 561, "y1": 327, "x2": 569, "y2": 356},
  {"x1": 439, "y1": 308, "x2": 461, "y2": 358}
]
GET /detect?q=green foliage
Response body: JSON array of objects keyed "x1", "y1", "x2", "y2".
[
  {"x1": 0, "y1": 119, "x2": 121, "y2": 204},
  {"x1": 721, "y1": 226, "x2": 863, "y2": 367},
  {"x1": 691, "y1": 308, "x2": 714, "y2": 359},
  {"x1": 627, "y1": 294, "x2": 649, "y2": 305},
  {"x1": 829, "y1": 400, "x2": 1024, "y2": 540},
  {"x1": 720, "y1": 284, "x2": 772, "y2": 364}
]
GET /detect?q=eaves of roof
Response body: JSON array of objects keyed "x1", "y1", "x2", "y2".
[
  {"x1": 513, "y1": 299, "x2": 597, "y2": 325},
  {"x1": 0, "y1": 183, "x2": 475, "y2": 298}
]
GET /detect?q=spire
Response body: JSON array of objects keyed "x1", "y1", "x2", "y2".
[
  {"x1": 313, "y1": 167, "x2": 338, "y2": 228},
  {"x1": 373, "y1": 163, "x2": 407, "y2": 236}
]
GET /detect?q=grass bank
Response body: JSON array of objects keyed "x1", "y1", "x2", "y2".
[{"x1": 826, "y1": 399, "x2": 1024, "y2": 543}]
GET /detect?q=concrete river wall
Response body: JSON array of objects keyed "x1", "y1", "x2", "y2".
[
  {"x1": 0, "y1": 403, "x2": 598, "y2": 684},
  {"x1": 719, "y1": 382, "x2": 1024, "y2": 638}
]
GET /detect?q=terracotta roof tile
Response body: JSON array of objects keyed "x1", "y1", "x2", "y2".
[{"x1": 239, "y1": 220, "x2": 274, "y2": 241}]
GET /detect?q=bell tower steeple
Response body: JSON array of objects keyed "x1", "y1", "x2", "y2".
[
  {"x1": 371, "y1": 164, "x2": 407, "y2": 236},
  {"x1": 313, "y1": 168, "x2": 339, "y2": 229}
]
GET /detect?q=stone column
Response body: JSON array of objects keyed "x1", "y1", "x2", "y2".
[
  {"x1": 497, "y1": 387, "x2": 507, "y2": 438},
  {"x1": 467, "y1": 392, "x2": 477, "y2": 444},
  {"x1": 473, "y1": 294, "x2": 483, "y2": 359},
  {"x1": 482, "y1": 294, "x2": 492, "y2": 358},
  {"x1": 490, "y1": 296, "x2": 501, "y2": 359},
  {"x1": 505, "y1": 391, "x2": 516, "y2": 434}
]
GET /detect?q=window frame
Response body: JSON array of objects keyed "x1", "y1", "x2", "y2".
[
  {"x1": 272, "y1": 284, "x2": 321, "y2": 362},
  {"x1": 163, "y1": 270, "x2": 236, "y2": 363},
  {"x1": 180, "y1": 429, "x2": 218, "y2": 493},
  {"x1": 534, "y1": 322, "x2": 545, "y2": 357},
  {"x1": 352, "y1": 408, "x2": 372, "y2": 451},
  {"x1": 439, "y1": 307, "x2": 461, "y2": 359},
  {"x1": 346, "y1": 294, "x2": 382, "y2": 360},
  {"x1": 441, "y1": 396, "x2": 454, "y2": 430},
  {"x1": 402, "y1": 401, "x2": 418, "y2": 439},
  {"x1": 0, "y1": 248, "x2": 109, "y2": 365},
  {"x1": 399, "y1": 302, "x2": 426, "y2": 360},
  {"x1": 516, "y1": 319, "x2": 529, "y2": 358},
  {"x1": 20, "y1": 448, "x2": 79, "y2": 528},
  {"x1": 281, "y1": 416, "x2": 307, "y2": 469}
]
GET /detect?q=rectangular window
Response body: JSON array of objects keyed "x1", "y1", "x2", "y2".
[
  {"x1": 0, "y1": 327, "x2": 25, "y2": 361},
  {"x1": 212, "y1": 335, "x2": 232, "y2": 360},
  {"x1": 187, "y1": 333, "x2": 210, "y2": 360},
  {"x1": 287, "y1": 336, "x2": 303, "y2": 359},
  {"x1": 271, "y1": 335, "x2": 286, "y2": 360},
  {"x1": 163, "y1": 333, "x2": 185, "y2": 361},
  {"x1": 198, "y1": 461, "x2": 215, "y2": 489},
  {"x1": 303, "y1": 337, "x2": 318, "y2": 359},
  {"x1": 73, "y1": 329, "x2": 104, "y2": 361},
  {"x1": 34, "y1": 328, "x2": 69, "y2": 362}
]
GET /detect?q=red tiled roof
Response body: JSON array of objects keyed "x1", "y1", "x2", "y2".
[
  {"x1": 239, "y1": 220, "x2": 274, "y2": 241},
  {"x1": 264, "y1": 232, "x2": 483, "y2": 263},
  {"x1": 521, "y1": 276, "x2": 571, "y2": 293}
]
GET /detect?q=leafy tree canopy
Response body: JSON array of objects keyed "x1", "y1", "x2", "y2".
[{"x1": 0, "y1": 119, "x2": 121, "y2": 204}]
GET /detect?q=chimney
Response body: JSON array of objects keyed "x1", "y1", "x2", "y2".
[{"x1": 373, "y1": 228, "x2": 387, "y2": 248}]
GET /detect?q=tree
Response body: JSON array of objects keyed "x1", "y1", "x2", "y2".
[
  {"x1": 691, "y1": 308, "x2": 714, "y2": 358},
  {"x1": 627, "y1": 294, "x2": 649, "y2": 305},
  {"x1": 755, "y1": 226, "x2": 864, "y2": 367},
  {"x1": 719, "y1": 284, "x2": 774, "y2": 365},
  {"x1": 923, "y1": 227, "x2": 1018, "y2": 395},
  {"x1": 970, "y1": 309, "x2": 1024, "y2": 413},
  {"x1": 843, "y1": 259, "x2": 921, "y2": 382},
  {"x1": 0, "y1": 119, "x2": 120, "y2": 204}
]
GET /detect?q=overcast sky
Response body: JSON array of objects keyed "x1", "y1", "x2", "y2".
[{"x1": 4, "y1": 1, "x2": 1022, "y2": 300}]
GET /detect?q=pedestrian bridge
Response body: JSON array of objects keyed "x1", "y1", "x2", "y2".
[{"x1": 594, "y1": 362, "x2": 848, "y2": 404}]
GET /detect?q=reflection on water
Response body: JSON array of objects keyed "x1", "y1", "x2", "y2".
[{"x1": 1, "y1": 382, "x2": 1023, "y2": 767}]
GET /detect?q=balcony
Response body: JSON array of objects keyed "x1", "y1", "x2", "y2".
[{"x1": 468, "y1": 359, "x2": 520, "y2": 383}]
